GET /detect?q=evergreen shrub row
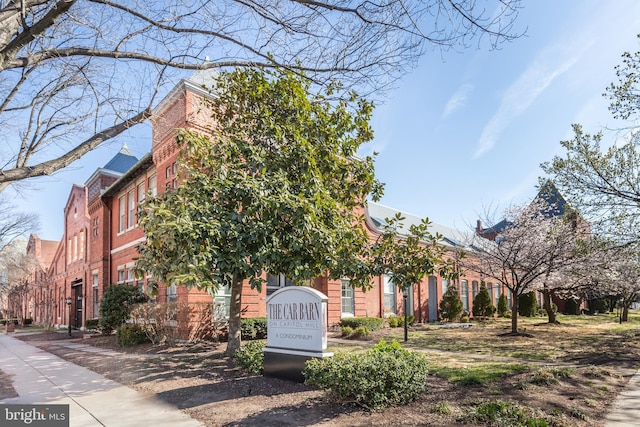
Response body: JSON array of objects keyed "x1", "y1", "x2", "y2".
[{"x1": 338, "y1": 317, "x2": 384, "y2": 331}]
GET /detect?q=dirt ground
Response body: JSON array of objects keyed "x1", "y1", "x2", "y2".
[{"x1": 3, "y1": 326, "x2": 637, "y2": 427}]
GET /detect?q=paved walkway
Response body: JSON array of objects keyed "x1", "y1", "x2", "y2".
[
  {"x1": 0, "y1": 333, "x2": 203, "y2": 427},
  {"x1": 605, "y1": 368, "x2": 640, "y2": 426}
]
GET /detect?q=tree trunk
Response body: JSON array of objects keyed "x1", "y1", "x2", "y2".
[
  {"x1": 542, "y1": 289, "x2": 557, "y2": 324},
  {"x1": 511, "y1": 295, "x2": 519, "y2": 333},
  {"x1": 225, "y1": 277, "x2": 244, "y2": 356}
]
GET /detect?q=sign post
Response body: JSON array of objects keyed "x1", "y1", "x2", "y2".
[{"x1": 264, "y1": 287, "x2": 333, "y2": 382}]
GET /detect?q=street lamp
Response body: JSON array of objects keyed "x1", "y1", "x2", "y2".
[
  {"x1": 403, "y1": 290, "x2": 408, "y2": 342},
  {"x1": 65, "y1": 297, "x2": 72, "y2": 337}
]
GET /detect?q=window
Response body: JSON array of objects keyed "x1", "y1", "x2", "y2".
[
  {"x1": 487, "y1": 282, "x2": 493, "y2": 303},
  {"x1": 73, "y1": 234, "x2": 78, "y2": 261},
  {"x1": 214, "y1": 285, "x2": 231, "y2": 319},
  {"x1": 137, "y1": 182, "x2": 145, "y2": 205},
  {"x1": 117, "y1": 269, "x2": 125, "y2": 283},
  {"x1": 507, "y1": 288, "x2": 513, "y2": 310},
  {"x1": 341, "y1": 279, "x2": 355, "y2": 317},
  {"x1": 461, "y1": 280, "x2": 469, "y2": 311},
  {"x1": 92, "y1": 273, "x2": 99, "y2": 318},
  {"x1": 165, "y1": 166, "x2": 171, "y2": 179},
  {"x1": 494, "y1": 284, "x2": 500, "y2": 302},
  {"x1": 442, "y1": 278, "x2": 449, "y2": 295},
  {"x1": 166, "y1": 284, "x2": 177, "y2": 302},
  {"x1": 126, "y1": 267, "x2": 135, "y2": 284},
  {"x1": 172, "y1": 162, "x2": 177, "y2": 175},
  {"x1": 127, "y1": 189, "x2": 135, "y2": 228},
  {"x1": 67, "y1": 238, "x2": 72, "y2": 264},
  {"x1": 92, "y1": 217, "x2": 99, "y2": 237},
  {"x1": 118, "y1": 195, "x2": 125, "y2": 233},
  {"x1": 79, "y1": 230, "x2": 85, "y2": 260},
  {"x1": 148, "y1": 175, "x2": 157, "y2": 196},
  {"x1": 472, "y1": 281, "x2": 479, "y2": 299},
  {"x1": 266, "y1": 273, "x2": 295, "y2": 296},
  {"x1": 383, "y1": 275, "x2": 396, "y2": 314}
]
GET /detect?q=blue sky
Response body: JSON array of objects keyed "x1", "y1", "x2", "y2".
[{"x1": 11, "y1": 0, "x2": 640, "y2": 241}]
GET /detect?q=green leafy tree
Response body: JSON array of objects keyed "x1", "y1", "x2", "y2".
[
  {"x1": 517, "y1": 291, "x2": 538, "y2": 317},
  {"x1": 136, "y1": 67, "x2": 455, "y2": 355},
  {"x1": 99, "y1": 284, "x2": 147, "y2": 335},
  {"x1": 497, "y1": 293, "x2": 509, "y2": 317},
  {"x1": 439, "y1": 285, "x2": 463, "y2": 322},
  {"x1": 472, "y1": 282, "x2": 495, "y2": 319}
]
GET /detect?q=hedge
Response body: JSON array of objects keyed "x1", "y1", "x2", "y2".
[{"x1": 338, "y1": 317, "x2": 384, "y2": 331}]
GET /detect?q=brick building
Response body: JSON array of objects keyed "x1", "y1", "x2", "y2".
[{"x1": 19, "y1": 70, "x2": 506, "y2": 332}]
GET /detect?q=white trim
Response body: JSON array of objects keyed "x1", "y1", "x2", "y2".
[{"x1": 110, "y1": 236, "x2": 146, "y2": 255}]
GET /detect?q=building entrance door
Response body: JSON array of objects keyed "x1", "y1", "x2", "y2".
[{"x1": 73, "y1": 282, "x2": 83, "y2": 329}]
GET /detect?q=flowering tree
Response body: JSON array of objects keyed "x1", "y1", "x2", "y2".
[{"x1": 463, "y1": 198, "x2": 587, "y2": 334}]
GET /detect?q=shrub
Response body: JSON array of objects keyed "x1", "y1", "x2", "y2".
[
  {"x1": 472, "y1": 282, "x2": 495, "y2": 318},
  {"x1": 396, "y1": 315, "x2": 415, "y2": 327},
  {"x1": 497, "y1": 294, "x2": 509, "y2": 317},
  {"x1": 130, "y1": 302, "x2": 188, "y2": 344},
  {"x1": 235, "y1": 340, "x2": 265, "y2": 375},
  {"x1": 99, "y1": 284, "x2": 147, "y2": 335},
  {"x1": 116, "y1": 324, "x2": 149, "y2": 346},
  {"x1": 339, "y1": 317, "x2": 384, "y2": 331},
  {"x1": 341, "y1": 326, "x2": 354, "y2": 337},
  {"x1": 440, "y1": 285, "x2": 463, "y2": 322},
  {"x1": 460, "y1": 316, "x2": 469, "y2": 323},
  {"x1": 462, "y1": 399, "x2": 549, "y2": 426},
  {"x1": 388, "y1": 317, "x2": 399, "y2": 327},
  {"x1": 240, "y1": 317, "x2": 268, "y2": 340},
  {"x1": 518, "y1": 291, "x2": 538, "y2": 317},
  {"x1": 84, "y1": 319, "x2": 100, "y2": 330},
  {"x1": 304, "y1": 339, "x2": 429, "y2": 410},
  {"x1": 23, "y1": 318, "x2": 33, "y2": 326},
  {"x1": 352, "y1": 326, "x2": 371, "y2": 338},
  {"x1": 565, "y1": 298, "x2": 578, "y2": 315}
]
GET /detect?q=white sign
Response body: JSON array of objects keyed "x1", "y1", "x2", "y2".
[{"x1": 266, "y1": 287, "x2": 328, "y2": 352}]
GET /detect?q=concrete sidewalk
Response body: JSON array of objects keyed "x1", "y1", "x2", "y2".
[
  {"x1": 605, "y1": 368, "x2": 640, "y2": 426},
  {"x1": 0, "y1": 333, "x2": 203, "y2": 427}
]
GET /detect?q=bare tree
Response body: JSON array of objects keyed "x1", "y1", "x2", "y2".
[
  {"x1": 0, "y1": 0, "x2": 523, "y2": 191},
  {"x1": 0, "y1": 194, "x2": 38, "y2": 251}
]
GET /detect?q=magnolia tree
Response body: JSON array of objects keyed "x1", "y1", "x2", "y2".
[
  {"x1": 0, "y1": 0, "x2": 522, "y2": 192},
  {"x1": 136, "y1": 68, "x2": 455, "y2": 354},
  {"x1": 462, "y1": 198, "x2": 587, "y2": 334}
]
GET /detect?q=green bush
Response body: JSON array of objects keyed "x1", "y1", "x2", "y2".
[
  {"x1": 99, "y1": 284, "x2": 147, "y2": 335},
  {"x1": 396, "y1": 315, "x2": 415, "y2": 327},
  {"x1": 460, "y1": 316, "x2": 469, "y2": 323},
  {"x1": 116, "y1": 324, "x2": 149, "y2": 346},
  {"x1": 497, "y1": 294, "x2": 509, "y2": 317},
  {"x1": 339, "y1": 317, "x2": 384, "y2": 331},
  {"x1": 304, "y1": 339, "x2": 429, "y2": 410},
  {"x1": 472, "y1": 282, "x2": 495, "y2": 318},
  {"x1": 23, "y1": 318, "x2": 33, "y2": 325},
  {"x1": 341, "y1": 326, "x2": 354, "y2": 337},
  {"x1": 352, "y1": 326, "x2": 371, "y2": 338},
  {"x1": 462, "y1": 399, "x2": 549, "y2": 426},
  {"x1": 440, "y1": 285, "x2": 463, "y2": 322},
  {"x1": 85, "y1": 319, "x2": 100, "y2": 330},
  {"x1": 388, "y1": 317, "x2": 399, "y2": 327},
  {"x1": 240, "y1": 317, "x2": 268, "y2": 340},
  {"x1": 518, "y1": 292, "x2": 538, "y2": 317},
  {"x1": 235, "y1": 340, "x2": 265, "y2": 375},
  {"x1": 565, "y1": 298, "x2": 578, "y2": 315}
]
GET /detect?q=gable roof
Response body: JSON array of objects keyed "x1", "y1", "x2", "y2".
[{"x1": 103, "y1": 144, "x2": 139, "y2": 174}]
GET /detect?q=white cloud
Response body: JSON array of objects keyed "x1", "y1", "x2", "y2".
[
  {"x1": 473, "y1": 43, "x2": 592, "y2": 159},
  {"x1": 442, "y1": 84, "x2": 473, "y2": 119}
]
